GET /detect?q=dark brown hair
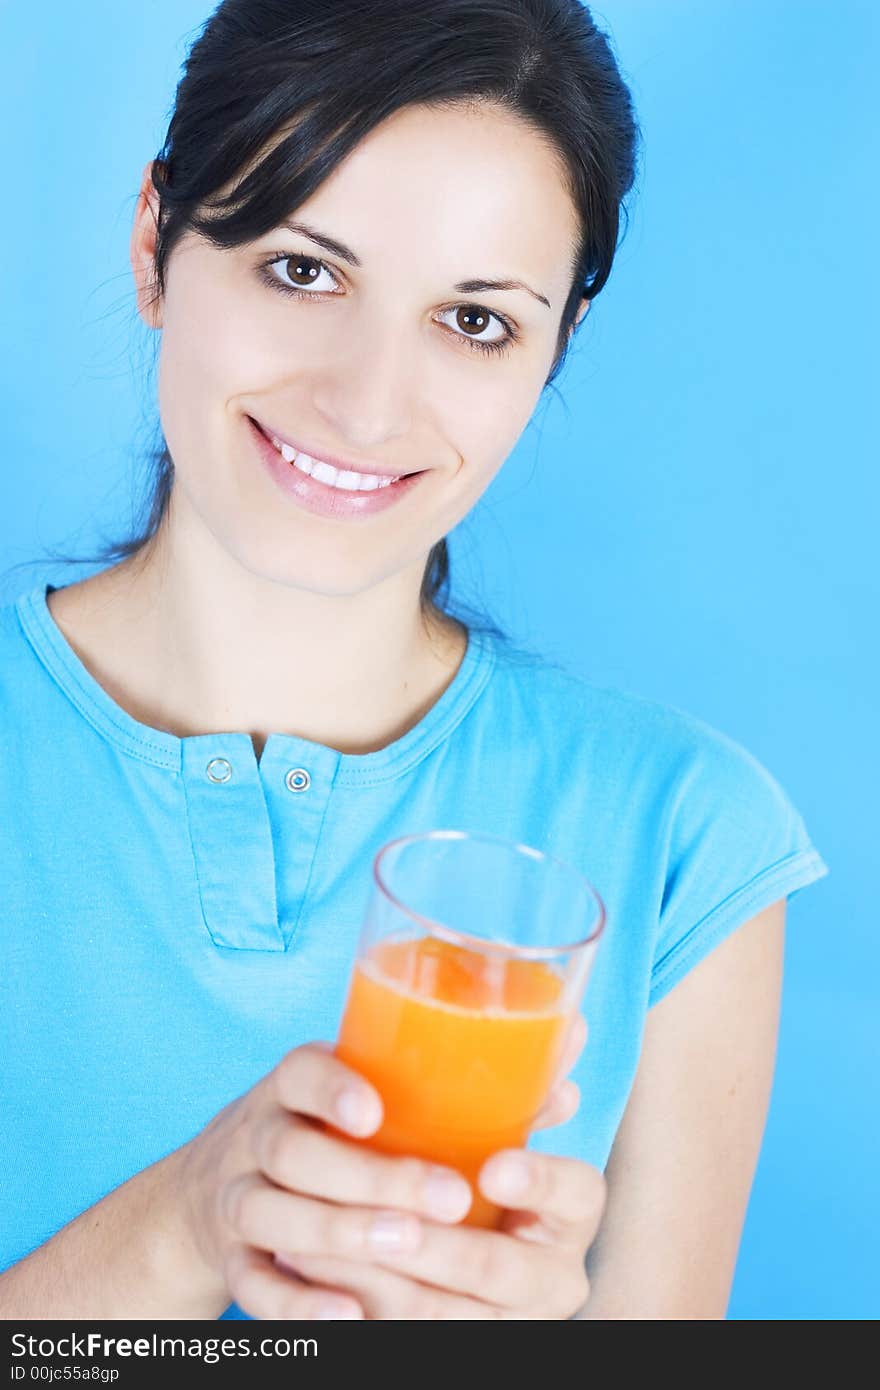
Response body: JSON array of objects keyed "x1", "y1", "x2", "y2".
[{"x1": 30, "y1": 0, "x2": 641, "y2": 640}]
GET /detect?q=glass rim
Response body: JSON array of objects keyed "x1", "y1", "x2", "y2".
[{"x1": 373, "y1": 828, "x2": 606, "y2": 960}]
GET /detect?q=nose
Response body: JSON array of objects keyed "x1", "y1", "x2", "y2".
[{"x1": 309, "y1": 306, "x2": 417, "y2": 455}]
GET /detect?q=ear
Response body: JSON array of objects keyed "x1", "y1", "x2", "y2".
[
  {"x1": 568, "y1": 294, "x2": 591, "y2": 335},
  {"x1": 130, "y1": 160, "x2": 163, "y2": 330}
]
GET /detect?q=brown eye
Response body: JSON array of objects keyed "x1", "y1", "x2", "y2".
[
  {"x1": 281, "y1": 255, "x2": 321, "y2": 287},
  {"x1": 260, "y1": 254, "x2": 517, "y2": 357},
  {"x1": 454, "y1": 305, "x2": 493, "y2": 336},
  {"x1": 438, "y1": 303, "x2": 512, "y2": 352},
  {"x1": 265, "y1": 253, "x2": 339, "y2": 293}
]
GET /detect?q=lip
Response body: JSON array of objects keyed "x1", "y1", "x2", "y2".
[
  {"x1": 250, "y1": 416, "x2": 411, "y2": 478},
  {"x1": 247, "y1": 415, "x2": 428, "y2": 520}
]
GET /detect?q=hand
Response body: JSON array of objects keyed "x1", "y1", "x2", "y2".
[
  {"x1": 178, "y1": 1040, "x2": 493, "y2": 1320},
  {"x1": 271, "y1": 1014, "x2": 605, "y2": 1319}
]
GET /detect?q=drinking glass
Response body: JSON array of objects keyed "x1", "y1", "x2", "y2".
[{"x1": 333, "y1": 829, "x2": 606, "y2": 1228}]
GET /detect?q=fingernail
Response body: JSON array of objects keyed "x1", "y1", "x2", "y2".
[
  {"x1": 489, "y1": 1155, "x2": 530, "y2": 1201},
  {"x1": 368, "y1": 1211, "x2": 422, "y2": 1252},
  {"x1": 424, "y1": 1168, "x2": 472, "y2": 1221},
  {"x1": 335, "y1": 1086, "x2": 379, "y2": 1133}
]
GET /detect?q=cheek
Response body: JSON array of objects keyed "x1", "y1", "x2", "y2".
[
  {"x1": 445, "y1": 371, "x2": 546, "y2": 484},
  {"x1": 156, "y1": 291, "x2": 287, "y2": 469},
  {"x1": 159, "y1": 276, "x2": 286, "y2": 407}
]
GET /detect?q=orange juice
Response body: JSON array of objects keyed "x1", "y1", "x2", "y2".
[{"x1": 335, "y1": 934, "x2": 570, "y2": 1228}]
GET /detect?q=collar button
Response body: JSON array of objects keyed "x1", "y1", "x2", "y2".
[{"x1": 285, "y1": 767, "x2": 311, "y2": 793}]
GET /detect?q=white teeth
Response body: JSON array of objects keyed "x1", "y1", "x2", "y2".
[{"x1": 269, "y1": 435, "x2": 399, "y2": 490}]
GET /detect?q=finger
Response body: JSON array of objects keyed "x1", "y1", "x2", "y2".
[
  {"x1": 230, "y1": 1172, "x2": 562, "y2": 1313},
  {"x1": 249, "y1": 1111, "x2": 473, "y2": 1224},
  {"x1": 271, "y1": 1041, "x2": 386, "y2": 1137},
  {"x1": 477, "y1": 1150, "x2": 606, "y2": 1247},
  {"x1": 224, "y1": 1243, "x2": 364, "y2": 1320},
  {"x1": 224, "y1": 1171, "x2": 425, "y2": 1261},
  {"x1": 275, "y1": 1250, "x2": 512, "y2": 1321},
  {"x1": 530, "y1": 1079, "x2": 580, "y2": 1132},
  {"x1": 285, "y1": 1216, "x2": 561, "y2": 1313}
]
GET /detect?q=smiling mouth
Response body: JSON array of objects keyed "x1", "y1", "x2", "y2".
[{"x1": 250, "y1": 417, "x2": 423, "y2": 493}]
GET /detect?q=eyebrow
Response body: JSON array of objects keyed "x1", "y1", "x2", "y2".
[{"x1": 279, "y1": 219, "x2": 552, "y2": 309}]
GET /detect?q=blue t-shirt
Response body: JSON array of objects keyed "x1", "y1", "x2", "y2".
[{"x1": 0, "y1": 580, "x2": 829, "y2": 1319}]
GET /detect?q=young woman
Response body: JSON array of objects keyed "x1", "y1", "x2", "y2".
[{"x1": 0, "y1": 0, "x2": 828, "y2": 1320}]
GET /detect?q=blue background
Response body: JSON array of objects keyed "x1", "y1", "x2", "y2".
[{"x1": 1, "y1": 2, "x2": 875, "y2": 1319}]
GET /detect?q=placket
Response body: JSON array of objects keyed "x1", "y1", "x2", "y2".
[
  {"x1": 181, "y1": 732, "x2": 341, "y2": 952},
  {"x1": 258, "y1": 733, "x2": 342, "y2": 951}
]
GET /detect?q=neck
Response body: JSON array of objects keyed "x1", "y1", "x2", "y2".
[{"x1": 51, "y1": 509, "x2": 467, "y2": 762}]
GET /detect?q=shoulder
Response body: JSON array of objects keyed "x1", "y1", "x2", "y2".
[
  {"x1": 490, "y1": 638, "x2": 781, "y2": 791},
  {"x1": 0, "y1": 585, "x2": 27, "y2": 636},
  {"x1": 0, "y1": 587, "x2": 34, "y2": 700},
  {"x1": 0, "y1": 582, "x2": 59, "y2": 757},
  {"x1": 487, "y1": 639, "x2": 824, "y2": 954},
  {"x1": 581, "y1": 665, "x2": 796, "y2": 816}
]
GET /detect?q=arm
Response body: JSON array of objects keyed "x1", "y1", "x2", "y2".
[
  {"x1": 577, "y1": 897, "x2": 786, "y2": 1319},
  {"x1": 0, "y1": 1143, "x2": 230, "y2": 1320}
]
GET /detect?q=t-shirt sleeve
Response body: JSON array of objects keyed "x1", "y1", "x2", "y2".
[{"x1": 649, "y1": 722, "x2": 830, "y2": 1008}]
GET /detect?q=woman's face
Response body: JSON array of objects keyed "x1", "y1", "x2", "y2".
[{"x1": 131, "y1": 100, "x2": 587, "y2": 598}]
